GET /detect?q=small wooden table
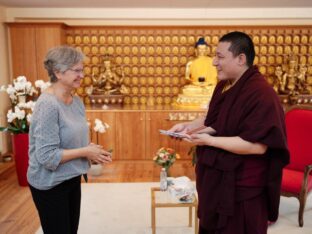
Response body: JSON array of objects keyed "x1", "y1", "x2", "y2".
[{"x1": 151, "y1": 187, "x2": 198, "y2": 234}]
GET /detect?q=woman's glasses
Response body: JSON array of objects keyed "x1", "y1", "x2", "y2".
[{"x1": 68, "y1": 68, "x2": 84, "y2": 74}]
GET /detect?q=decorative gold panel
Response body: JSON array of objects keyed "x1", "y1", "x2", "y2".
[{"x1": 66, "y1": 26, "x2": 312, "y2": 105}]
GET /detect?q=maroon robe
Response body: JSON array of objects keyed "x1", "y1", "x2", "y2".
[{"x1": 196, "y1": 66, "x2": 289, "y2": 232}]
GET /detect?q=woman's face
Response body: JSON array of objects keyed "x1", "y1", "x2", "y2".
[{"x1": 57, "y1": 62, "x2": 84, "y2": 89}]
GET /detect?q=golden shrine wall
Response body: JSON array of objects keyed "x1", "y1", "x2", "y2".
[{"x1": 65, "y1": 26, "x2": 312, "y2": 105}]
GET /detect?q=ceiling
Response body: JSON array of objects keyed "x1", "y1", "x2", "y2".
[{"x1": 0, "y1": 0, "x2": 311, "y2": 8}]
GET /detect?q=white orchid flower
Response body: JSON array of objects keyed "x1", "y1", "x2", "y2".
[
  {"x1": 6, "y1": 85, "x2": 16, "y2": 95},
  {"x1": 17, "y1": 100, "x2": 36, "y2": 109},
  {"x1": 35, "y1": 80, "x2": 51, "y2": 91},
  {"x1": 94, "y1": 118, "x2": 102, "y2": 125},
  {"x1": 35, "y1": 80, "x2": 45, "y2": 88},
  {"x1": 41, "y1": 82, "x2": 51, "y2": 91},
  {"x1": 30, "y1": 87, "x2": 38, "y2": 96},
  {"x1": 16, "y1": 76, "x2": 27, "y2": 83},
  {"x1": 14, "y1": 106, "x2": 25, "y2": 120},
  {"x1": 94, "y1": 125, "x2": 106, "y2": 133},
  {"x1": 1, "y1": 76, "x2": 39, "y2": 134},
  {"x1": 26, "y1": 113, "x2": 32, "y2": 123},
  {"x1": 9, "y1": 94, "x2": 17, "y2": 102},
  {"x1": 0, "y1": 85, "x2": 6, "y2": 91},
  {"x1": 25, "y1": 81, "x2": 32, "y2": 90},
  {"x1": 14, "y1": 80, "x2": 27, "y2": 92},
  {"x1": 7, "y1": 109, "x2": 16, "y2": 123},
  {"x1": 93, "y1": 118, "x2": 109, "y2": 133},
  {"x1": 27, "y1": 101, "x2": 36, "y2": 110},
  {"x1": 17, "y1": 102, "x2": 26, "y2": 108}
]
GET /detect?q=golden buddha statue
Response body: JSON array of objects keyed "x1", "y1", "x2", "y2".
[
  {"x1": 274, "y1": 66, "x2": 285, "y2": 93},
  {"x1": 284, "y1": 58, "x2": 297, "y2": 95},
  {"x1": 87, "y1": 54, "x2": 129, "y2": 105},
  {"x1": 90, "y1": 54, "x2": 129, "y2": 95},
  {"x1": 274, "y1": 54, "x2": 311, "y2": 104},
  {"x1": 176, "y1": 37, "x2": 217, "y2": 107},
  {"x1": 297, "y1": 64, "x2": 309, "y2": 94}
]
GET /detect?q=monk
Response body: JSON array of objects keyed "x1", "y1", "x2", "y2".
[{"x1": 169, "y1": 31, "x2": 289, "y2": 234}]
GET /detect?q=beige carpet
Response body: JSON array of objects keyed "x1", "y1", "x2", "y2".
[{"x1": 36, "y1": 182, "x2": 312, "y2": 234}]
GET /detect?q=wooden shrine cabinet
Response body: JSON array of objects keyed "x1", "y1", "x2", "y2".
[
  {"x1": 86, "y1": 107, "x2": 206, "y2": 160},
  {"x1": 7, "y1": 23, "x2": 66, "y2": 83}
]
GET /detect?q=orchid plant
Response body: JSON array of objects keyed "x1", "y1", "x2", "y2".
[
  {"x1": 87, "y1": 118, "x2": 110, "y2": 144},
  {"x1": 0, "y1": 76, "x2": 50, "y2": 134},
  {"x1": 87, "y1": 118, "x2": 111, "y2": 165}
]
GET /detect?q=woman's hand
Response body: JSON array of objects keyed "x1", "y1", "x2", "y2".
[{"x1": 85, "y1": 143, "x2": 112, "y2": 164}]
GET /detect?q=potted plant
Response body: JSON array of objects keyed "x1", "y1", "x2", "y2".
[
  {"x1": 0, "y1": 76, "x2": 50, "y2": 186},
  {"x1": 87, "y1": 118, "x2": 110, "y2": 176}
]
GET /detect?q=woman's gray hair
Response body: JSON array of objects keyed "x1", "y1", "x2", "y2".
[{"x1": 43, "y1": 45, "x2": 84, "y2": 83}]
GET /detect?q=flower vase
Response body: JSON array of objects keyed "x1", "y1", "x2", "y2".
[
  {"x1": 12, "y1": 133, "x2": 29, "y2": 186},
  {"x1": 164, "y1": 166, "x2": 171, "y2": 177},
  {"x1": 88, "y1": 163, "x2": 103, "y2": 176}
]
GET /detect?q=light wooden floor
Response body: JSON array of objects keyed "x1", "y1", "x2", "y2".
[{"x1": 0, "y1": 160, "x2": 195, "y2": 234}]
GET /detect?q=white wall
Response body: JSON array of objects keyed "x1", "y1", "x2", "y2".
[
  {"x1": 0, "y1": 6, "x2": 10, "y2": 154},
  {"x1": 5, "y1": 7, "x2": 312, "y2": 25}
]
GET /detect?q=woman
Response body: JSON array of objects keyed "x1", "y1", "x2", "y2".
[{"x1": 27, "y1": 46, "x2": 112, "y2": 234}]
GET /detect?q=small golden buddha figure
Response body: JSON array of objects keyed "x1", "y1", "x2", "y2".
[
  {"x1": 274, "y1": 54, "x2": 311, "y2": 100},
  {"x1": 176, "y1": 37, "x2": 217, "y2": 107},
  {"x1": 183, "y1": 37, "x2": 217, "y2": 95},
  {"x1": 91, "y1": 54, "x2": 129, "y2": 95},
  {"x1": 297, "y1": 64, "x2": 309, "y2": 94},
  {"x1": 274, "y1": 66, "x2": 286, "y2": 94},
  {"x1": 284, "y1": 59, "x2": 297, "y2": 94}
]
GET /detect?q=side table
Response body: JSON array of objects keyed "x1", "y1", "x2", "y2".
[{"x1": 151, "y1": 187, "x2": 198, "y2": 234}]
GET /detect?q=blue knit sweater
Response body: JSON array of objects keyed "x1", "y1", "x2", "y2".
[{"x1": 27, "y1": 93, "x2": 89, "y2": 190}]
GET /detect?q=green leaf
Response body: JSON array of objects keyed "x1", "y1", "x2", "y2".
[
  {"x1": 0, "y1": 125, "x2": 24, "y2": 134},
  {"x1": 0, "y1": 127, "x2": 8, "y2": 132}
]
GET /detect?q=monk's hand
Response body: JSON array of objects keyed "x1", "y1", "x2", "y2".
[
  {"x1": 167, "y1": 123, "x2": 190, "y2": 141},
  {"x1": 168, "y1": 123, "x2": 189, "y2": 133},
  {"x1": 190, "y1": 133, "x2": 215, "y2": 146}
]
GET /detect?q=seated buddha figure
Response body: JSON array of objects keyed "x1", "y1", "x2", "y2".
[
  {"x1": 91, "y1": 54, "x2": 129, "y2": 95},
  {"x1": 182, "y1": 37, "x2": 217, "y2": 96}
]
